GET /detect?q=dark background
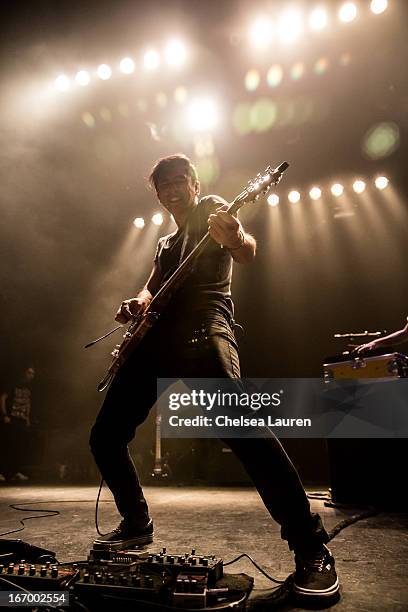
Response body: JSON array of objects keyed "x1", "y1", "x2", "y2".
[{"x1": 0, "y1": 0, "x2": 407, "y2": 482}]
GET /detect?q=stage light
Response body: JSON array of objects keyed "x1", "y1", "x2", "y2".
[
  {"x1": 353, "y1": 180, "x2": 366, "y2": 194},
  {"x1": 309, "y1": 187, "x2": 322, "y2": 200},
  {"x1": 290, "y1": 62, "x2": 305, "y2": 80},
  {"x1": 133, "y1": 217, "x2": 145, "y2": 229},
  {"x1": 278, "y1": 9, "x2": 303, "y2": 43},
  {"x1": 370, "y1": 0, "x2": 388, "y2": 15},
  {"x1": 187, "y1": 98, "x2": 218, "y2": 132},
  {"x1": 143, "y1": 49, "x2": 160, "y2": 70},
  {"x1": 267, "y1": 64, "x2": 283, "y2": 87},
  {"x1": 75, "y1": 70, "x2": 90, "y2": 86},
  {"x1": 164, "y1": 40, "x2": 187, "y2": 67},
  {"x1": 339, "y1": 3, "x2": 357, "y2": 23},
  {"x1": 309, "y1": 7, "x2": 328, "y2": 30},
  {"x1": 55, "y1": 75, "x2": 70, "y2": 92},
  {"x1": 120, "y1": 57, "x2": 135, "y2": 74},
  {"x1": 267, "y1": 194, "x2": 279, "y2": 206},
  {"x1": 174, "y1": 86, "x2": 188, "y2": 104},
  {"x1": 314, "y1": 57, "x2": 329, "y2": 75},
  {"x1": 288, "y1": 190, "x2": 301, "y2": 203},
  {"x1": 250, "y1": 18, "x2": 273, "y2": 49},
  {"x1": 97, "y1": 64, "x2": 112, "y2": 80},
  {"x1": 81, "y1": 112, "x2": 95, "y2": 128},
  {"x1": 375, "y1": 176, "x2": 389, "y2": 190},
  {"x1": 331, "y1": 183, "x2": 344, "y2": 197},
  {"x1": 245, "y1": 69, "x2": 260, "y2": 91},
  {"x1": 152, "y1": 213, "x2": 164, "y2": 226},
  {"x1": 363, "y1": 122, "x2": 400, "y2": 160}
]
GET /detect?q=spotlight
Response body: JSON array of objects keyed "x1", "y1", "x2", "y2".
[
  {"x1": 133, "y1": 217, "x2": 145, "y2": 229},
  {"x1": 152, "y1": 213, "x2": 164, "y2": 226},
  {"x1": 267, "y1": 194, "x2": 279, "y2": 206},
  {"x1": 55, "y1": 75, "x2": 70, "y2": 92},
  {"x1": 309, "y1": 187, "x2": 322, "y2": 200},
  {"x1": 314, "y1": 57, "x2": 329, "y2": 75},
  {"x1": 120, "y1": 57, "x2": 135, "y2": 74},
  {"x1": 174, "y1": 86, "x2": 188, "y2": 104},
  {"x1": 143, "y1": 50, "x2": 160, "y2": 70},
  {"x1": 278, "y1": 9, "x2": 303, "y2": 43},
  {"x1": 250, "y1": 18, "x2": 273, "y2": 49},
  {"x1": 97, "y1": 64, "x2": 112, "y2": 80},
  {"x1": 309, "y1": 7, "x2": 328, "y2": 30},
  {"x1": 288, "y1": 190, "x2": 301, "y2": 203},
  {"x1": 164, "y1": 40, "x2": 187, "y2": 67},
  {"x1": 370, "y1": 0, "x2": 388, "y2": 14},
  {"x1": 375, "y1": 176, "x2": 389, "y2": 190},
  {"x1": 339, "y1": 3, "x2": 357, "y2": 23},
  {"x1": 75, "y1": 70, "x2": 90, "y2": 86},
  {"x1": 187, "y1": 98, "x2": 218, "y2": 132},
  {"x1": 290, "y1": 62, "x2": 305, "y2": 80},
  {"x1": 331, "y1": 183, "x2": 344, "y2": 197},
  {"x1": 353, "y1": 180, "x2": 366, "y2": 194},
  {"x1": 245, "y1": 69, "x2": 260, "y2": 91},
  {"x1": 267, "y1": 64, "x2": 283, "y2": 87}
]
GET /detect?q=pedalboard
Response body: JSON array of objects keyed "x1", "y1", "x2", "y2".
[{"x1": 0, "y1": 541, "x2": 252, "y2": 610}]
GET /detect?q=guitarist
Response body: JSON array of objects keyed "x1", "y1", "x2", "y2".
[{"x1": 89, "y1": 154, "x2": 339, "y2": 601}]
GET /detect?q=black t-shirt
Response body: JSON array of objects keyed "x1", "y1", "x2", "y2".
[
  {"x1": 4, "y1": 381, "x2": 32, "y2": 421},
  {"x1": 149, "y1": 195, "x2": 234, "y2": 323}
]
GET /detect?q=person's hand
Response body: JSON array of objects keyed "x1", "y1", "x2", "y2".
[
  {"x1": 115, "y1": 297, "x2": 150, "y2": 324},
  {"x1": 208, "y1": 205, "x2": 244, "y2": 249},
  {"x1": 353, "y1": 340, "x2": 379, "y2": 355},
  {"x1": 3, "y1": 415, "x2": 10, "y2": 424}
]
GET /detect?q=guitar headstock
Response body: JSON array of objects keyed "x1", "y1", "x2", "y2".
[{"x1": 243, "y1": 161, "x2": 289, "y2": 203}]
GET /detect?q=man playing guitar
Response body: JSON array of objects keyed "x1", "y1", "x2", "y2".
[{"x1": 89, "y1": 154, "x2": 339, "y2": 601}]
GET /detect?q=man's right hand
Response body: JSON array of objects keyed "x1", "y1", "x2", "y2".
[{"x1": 115, "y1": 297, "x2": 150, "y2": 324}]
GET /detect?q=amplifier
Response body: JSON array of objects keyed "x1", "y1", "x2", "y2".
[{"x1": 323, "y1": 352, "x2": 408, "y2": 382}]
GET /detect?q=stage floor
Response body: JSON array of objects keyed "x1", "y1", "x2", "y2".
[{"x1": 0, "y1": 485, "x2": 407, "y2": 611}]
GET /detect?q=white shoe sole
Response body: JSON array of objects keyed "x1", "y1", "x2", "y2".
[
  {"x1": 93, "y1": 532, "x2": 154, "y2": 550},
  {"x1": 293, "y1": 576, "x2": 339, "y2": 598}
]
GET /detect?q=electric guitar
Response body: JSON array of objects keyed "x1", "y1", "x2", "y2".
[{"x1": 98, "y1": 161, "x2": 289, "y2": 391}]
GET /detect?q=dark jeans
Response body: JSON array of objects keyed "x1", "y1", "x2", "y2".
[{"x1": 90, "y1": 313, "x2": 328, "y2": 553}]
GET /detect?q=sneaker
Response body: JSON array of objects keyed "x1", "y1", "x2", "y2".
[
  {"x1": 11, "y1": 472, "x2": 29, "y2": 481},
  {"x1": 293, "y1": 544, "x2": 339, "y2": 600},
  {"x1": 93, "y1": 519, "x2": 154, "y2": 550}
]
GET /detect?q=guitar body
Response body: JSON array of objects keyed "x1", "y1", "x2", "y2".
[{"x1": 98, "y1": 310, "x2": 161, "y2": 391}]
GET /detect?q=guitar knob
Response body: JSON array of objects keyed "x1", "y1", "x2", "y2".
[{"x1": 111, "y1": 349, "x2": 119, "y2": 357}]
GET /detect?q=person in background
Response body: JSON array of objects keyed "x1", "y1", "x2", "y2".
[
  {"x1": 0, "y1": 366, "x2": 35, "y2": 481},
  {"x1": 354, "y1": 317, "x2": 408, "y2": 354}
]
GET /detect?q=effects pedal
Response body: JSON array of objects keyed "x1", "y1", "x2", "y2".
[
  {"x1": 89, "y1": 547, "x2": 223, "y2": 586},
  {"x1": 0, "y1": 560, "x2": 77, "y2": 590}
]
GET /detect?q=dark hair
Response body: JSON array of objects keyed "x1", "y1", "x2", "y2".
[{"x1": 148, "y1": 153, "x2": 198, "y2": 191}]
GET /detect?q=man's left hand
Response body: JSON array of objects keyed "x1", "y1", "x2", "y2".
[{"x1": 208, "y1": 205, "x2": 243, "y2": 249}]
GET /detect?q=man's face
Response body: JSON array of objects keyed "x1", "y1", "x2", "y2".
[
  {"x1": 24, "y1": 368, "x2": 35, "y2": 382},
  {"x1": 155, "y1": 162, "x2": 199, "y2": 215}
]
